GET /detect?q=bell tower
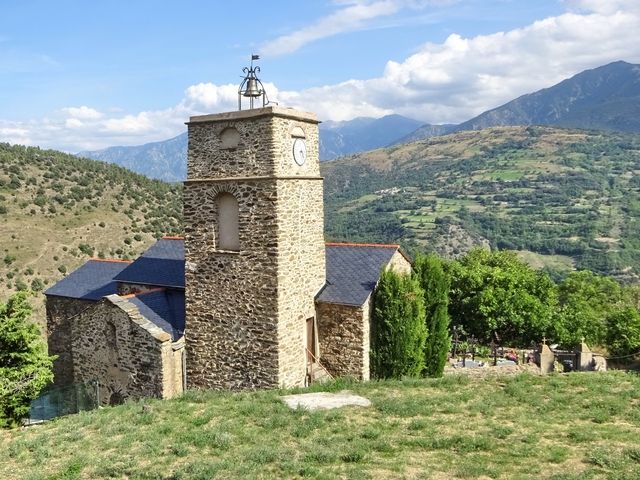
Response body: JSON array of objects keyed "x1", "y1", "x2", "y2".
[{"x1": 184, "y1": 65, "x2": 325, "y2": 390}]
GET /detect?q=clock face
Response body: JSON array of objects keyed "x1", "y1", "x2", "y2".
[{"x1": 293, "y1": 138, "x2": 307, "y2": 166}]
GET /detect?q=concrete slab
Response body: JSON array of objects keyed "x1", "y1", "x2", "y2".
[{"x1": 281, "y1": 390, "x2": 371, "y2": 411}]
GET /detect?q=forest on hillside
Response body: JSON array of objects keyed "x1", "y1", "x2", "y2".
[{"x1": 322, "y1": 126, "x2": 640, "y2": 282}]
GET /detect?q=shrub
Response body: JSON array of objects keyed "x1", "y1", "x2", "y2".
[
  {"x1": 606, "y1": 307, "x2": 640, "y2": 358},
  {"x1": 371, "y1": 270, "x2": 427, "y2": 379},
  {"x1": 30, "y1": 278, "x2": 45, "y2": 292}
]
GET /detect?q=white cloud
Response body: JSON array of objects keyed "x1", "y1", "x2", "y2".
[
  {"x1": 0, "y1": 1, "x2": 639, "y2": 151},
  {"x1": 259, "y1": 0, "x2": 446, "y2": 56},
  {"x1": 566, "y1": 0, "x2": 640, "y2": 15},
  {"x1": 61, "y1": 106, "x2": 103, "y2": 120},
  {"x1": 270, "y1": 2, "x2": 640, "y2": 122}
]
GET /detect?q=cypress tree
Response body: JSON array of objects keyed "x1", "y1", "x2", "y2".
[
  {"x1": 414, "y1": 253, "x2": 451, "y2": 378},
  {"x1": 371, "y1": 269, "x2": 427, "y2": 379}
]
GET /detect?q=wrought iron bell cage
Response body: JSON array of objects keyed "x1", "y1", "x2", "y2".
[{"x1": 238, "y1": 56, "x2": 268, "y2": 110}]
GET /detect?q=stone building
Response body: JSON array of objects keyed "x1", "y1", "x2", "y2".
[{"x1": 45, "y1": 105, "x2": 410, "y2": 404}]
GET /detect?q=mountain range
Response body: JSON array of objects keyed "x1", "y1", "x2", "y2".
[{"x1": 78, "y1": 60, "x2": 640, "y2": 182}]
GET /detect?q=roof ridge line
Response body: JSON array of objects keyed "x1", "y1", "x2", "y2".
[
  {"x1": 89, "y1": 258, "x2": 133, "y2": 264},
  {"x1": 325, "y1": 242, "x2": 400, "y2": 249}
]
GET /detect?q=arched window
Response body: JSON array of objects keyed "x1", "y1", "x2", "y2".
[{"x1": 217, "y1": 193, "x2": 239, "y2": 251}]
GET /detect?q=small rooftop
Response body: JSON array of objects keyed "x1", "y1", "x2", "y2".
[
  {"x1": 114, "y1": 237, "x2": 184, "y2": 289},
  {"x1": 44, "y1": 259, "x2": 131, "y2": 301},
  {"x1": 316, "y1": 243, "x2": 401, "y2": 306}
]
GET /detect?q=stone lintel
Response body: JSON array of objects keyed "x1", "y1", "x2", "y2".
[
  {"x1": 315, "y1": 299, "x2": 366, "y2": 309},
  {"x1": 184, "y1": 176, "x2": 323, "y2": 185},
  {"x1": 187, "y1": 106, "x2": 319, "y2": 125}
]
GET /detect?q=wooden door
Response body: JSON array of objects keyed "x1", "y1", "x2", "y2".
[{"x1": 306, "y1": 317, "x2": 316, "y2": 364}]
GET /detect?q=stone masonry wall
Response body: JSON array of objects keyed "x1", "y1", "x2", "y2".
[
  {"x1": 276, "y1": 178, "x2": 325, "y2": 387},
  {"x1": 185, "y1": 107, "x2": 323, "y2": 390},
  {"x1": 70, "y1": 295, "x2": 180, "y2": 405},
  {"x1": 386, "y1": 250, "x2": 411, "y2": 274},
  {"x1": 46, "y1": 296, "x2": 95, "y2": 388},
  {"x1": 316, "y1": 301, "x2": 368, "y2": 380},
  {"x1": 184, "y1": 180, "x2": 281, "y2": 390}
]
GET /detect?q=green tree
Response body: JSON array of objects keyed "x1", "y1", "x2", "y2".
[
  {"x1": 414, "y1": 253, "x2": 451, "y2": 377},
  {"x1": 448, "y1": 249, "x2": 558, "y2": 346},
  {"x1": 371, "y1": 270, "x2": 427, "y2": 379},
  {"x1": 557, "y1": 271, "x2": 624, "y2": 347},
  {"x1": 605, "y1": 307, "x2": 640, "y2": 358},
  {"x1": 0, "y1": 292, "x2": 54, "y2": 427}
]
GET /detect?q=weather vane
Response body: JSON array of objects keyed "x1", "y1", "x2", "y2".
[{"x1": 238, "y1": 54, "x2": 271, "y2": 110}]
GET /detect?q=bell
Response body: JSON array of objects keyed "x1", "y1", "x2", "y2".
[{"x1": 242, "y1": 78, "x2": 261, "y2": 97}]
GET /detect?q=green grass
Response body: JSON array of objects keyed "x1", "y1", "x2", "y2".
[{"x1": 2, "y1": 372, "x2": 640, "y2": 479}]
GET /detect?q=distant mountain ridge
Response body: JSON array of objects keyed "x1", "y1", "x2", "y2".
[
  {"x1": 452, "y1": 61, "x2": 640, "y2": 133},
  {"x1": 78, "y1": 60, "x2": 640, "y2": 181},
  {"x1": 78, "y1": 114, "x2": 425, "y2": 181},
  {"x1": 319, "y1": 114, "x2": 423, "y2": 160},
  {"x1": 78, "y1": 133, "x2": 187, "y2": 183}
]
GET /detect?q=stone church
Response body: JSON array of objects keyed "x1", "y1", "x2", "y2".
[{"x1": 45, "y1": 103, "x2": 410, "y2": 405}]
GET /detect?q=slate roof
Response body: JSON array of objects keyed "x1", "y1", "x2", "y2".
[
  {"x1": 47, "y1": 238, "x2": 401, "y2": 337},
  {"x1": 114, "y1": 237, "x2": 185, "y2": 288},
  {"x1": 44, "y1": 259, "x2": 131, "y2": 301},
  {"x1": 317, "y1": 243, "x2": 400, "y2": 306},
  {"x1": 128, "y1": 289, "x2": 185, "y2": 341}
]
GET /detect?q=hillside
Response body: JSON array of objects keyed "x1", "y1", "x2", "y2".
[
  {"x1": 0, "y1": 143, "x2": 182, "y2": 322},
  {"x1": 2, "y1": 372, "x2": 639, "y2": 479},
  {"x1": 321, "y1": 126, "x2": 640, "y2": 281},
  {"x1": 452, "y1": 61, "x2": 640, "y2": 135}
]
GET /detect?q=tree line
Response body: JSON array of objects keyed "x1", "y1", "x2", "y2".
[{"x1": 371, "y1": 249, "x2": 640, "y2": 379}]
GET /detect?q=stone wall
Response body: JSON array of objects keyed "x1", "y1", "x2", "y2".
[
  {"x1": 46, "y1": 296, "x2": 95, "y2": 388},
  {"x1": 69, "y1": 295, "x2": 182, "y2": 405},
  {"x1": 184, "y1": 180, "x2": 281, "y2": 390},
  {"x1": 316, "y1": 300, "x2": 369, "y2": 380},
  {"x1": 386, "y1": 250, "x2": 411, "y2": 274},
  {"x1": 184, "y1": 107, "x2": 324, "y2": 390},
  {"x1": 276, "y1": 178, "x2": 325, "y2": 387}
]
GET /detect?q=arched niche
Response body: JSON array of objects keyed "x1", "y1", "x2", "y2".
[
  {"x1": 220, "y1": 127, "x2": 241, "y2": 149},
  {"x1": 216, "y1": 193, "x2": 240, "y2": 251},
  {"x1": 290, "y1": 126, "x2": 306, "y2": 138}
]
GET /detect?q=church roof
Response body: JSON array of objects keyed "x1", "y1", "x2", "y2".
[
  {"x1": 317, "y1": 243, "x2": 400, "y2": 306},
  {"x1": 114, "y1": 237, "x2": 185, "y2": 288},
  {"x1": 127, "y1": 289, "x2": 185, "y2": 341},
  {"x1": 46, "y1": 239, "x2": 403, "y2": 336},
  {"x1": 44, "y1": 259, "x2": 131, "y2": 301}
]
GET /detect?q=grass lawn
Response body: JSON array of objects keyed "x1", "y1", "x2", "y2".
[{"x1": 1, "y1": 372, "x2": 640, "y2": 479}]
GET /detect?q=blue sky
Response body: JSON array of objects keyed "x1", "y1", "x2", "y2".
[{"x1": 1, "y1": 0, "x2": 638, "y2": 151}]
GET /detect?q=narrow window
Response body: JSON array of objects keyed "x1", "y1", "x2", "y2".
[{"x1": 217, "y1": 193, "x2": 239, "y2": 251}]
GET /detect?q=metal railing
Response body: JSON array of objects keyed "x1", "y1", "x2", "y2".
[{"x1": 26, "y1": 381, "x2": 99, "y2": 425}]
